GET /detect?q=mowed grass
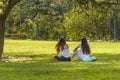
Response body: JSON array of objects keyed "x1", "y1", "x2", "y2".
[{"x1": 0, "y1": 39, "x2": 120, "y2": 80}]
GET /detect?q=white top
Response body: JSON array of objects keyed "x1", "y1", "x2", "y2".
[
  {"x1": 59, "y1": 45, "x2": 71, "y2": 58},
  {"x1": 74, "y1": 45, "x2": 89, "y2": 60}
]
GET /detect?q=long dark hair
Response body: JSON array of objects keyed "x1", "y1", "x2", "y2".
[
  {"x1": 55, "y1": 38, "x2": 66, "y2": 53},
  {"x1": 81, "y1": 38, "x2": 91, "y2": 54}
]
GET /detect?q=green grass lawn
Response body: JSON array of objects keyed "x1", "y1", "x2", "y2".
[{"x1": 0, "y1": 39, "x2": 120, "y2": 80}]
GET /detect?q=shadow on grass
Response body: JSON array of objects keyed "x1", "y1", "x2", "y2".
[
  {"x1": 3, "y1": 52, "x2": 120, "y2": 63},
  {"x1": 0, "y1": 53, "x2": 120, "y2": 80},
  {"x1": 0, "y1": 56, "x2": 120, "y2": 80},
  {"x1": 3, "y1": 52, "x2": 55, "y2": 62}
]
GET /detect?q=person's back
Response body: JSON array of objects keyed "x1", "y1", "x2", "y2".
[
  {"x1": 72, "y1": 38, "x2": 96, "y2": 62},
  {"x1": 59, "y1": 44, "x2": 70, "y2": 58},
  {"x1": 54, "y1": 38, "x2": 71, "y2": 61},
  {"x1": 74, "y1": 45, "x2": 89, "y2": 60}
]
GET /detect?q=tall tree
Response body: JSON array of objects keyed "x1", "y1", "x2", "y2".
[{"x1": 0, "y1": 0, "x2": 21, "y2": 58}]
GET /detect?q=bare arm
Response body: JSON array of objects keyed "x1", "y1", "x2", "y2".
[
  {"x1": 71, "y1": 45, "x2": 80, "y2": 59},
  {"x1": 73, "y1": 45, "x2": 80, "y2": 51},
  {"x1": 71, "y1": 54, "x2": 76, "y2": 59}
]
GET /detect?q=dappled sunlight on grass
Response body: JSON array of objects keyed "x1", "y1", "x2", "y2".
[
  {"x1": 2, "y1": 53, "x2": 55, "y2": 63},
  {"x1": 1, "y1": 59, "x2": 120, "y2": 80},
  {"x1": 1, "y1": 40, "x2": 120, "y2": 80}
]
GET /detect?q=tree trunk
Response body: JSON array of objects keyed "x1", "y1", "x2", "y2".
[
  {"x1": 0, "y1": 16, "x2": 6, "y2": 59},
  {"x1": 0, "y1": 0, "x2": 21, "y2": 59}
]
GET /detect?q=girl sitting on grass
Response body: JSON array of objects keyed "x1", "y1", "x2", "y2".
[
  {"x1": 54, "y1": 38, "x2": 71, "y2": 61},
  {"x1": 72, "y1": 38, "x2": 96, "y2": 62}
]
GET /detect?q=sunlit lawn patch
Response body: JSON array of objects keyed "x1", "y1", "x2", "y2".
[{"x1": 0, "y1": 40, "x2": 120, "y2": 80}]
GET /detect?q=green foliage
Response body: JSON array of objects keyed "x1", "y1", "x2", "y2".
[
  {"x1": 6, "y1": 0, "x2": 72, "y2": 40},
  {"x1": 63, "y1": 0, "x2": 120, "y2": 40},
  {"x1": 5, "y1": 0, "x2": 120, "y2": 40}
]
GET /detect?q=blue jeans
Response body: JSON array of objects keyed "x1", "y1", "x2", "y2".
[{"x1": 54, "y1": 56, "x2": 71, "y2": 61}]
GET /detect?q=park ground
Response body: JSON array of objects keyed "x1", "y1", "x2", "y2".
[{"x1": 0, "y1": 39, "x2": 120, "y2": 80}]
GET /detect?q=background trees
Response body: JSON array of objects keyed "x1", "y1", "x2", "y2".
[
  {"x1": 6, "y1": 0, "x2": 72, "y2": 40},
  {"x1": 5, "y1": 0, "x2": 120, "y2": 41}
]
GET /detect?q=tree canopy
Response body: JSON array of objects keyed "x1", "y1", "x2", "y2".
[{"x1": 5, "y1": 0, "x2": 120, "y2": 40}]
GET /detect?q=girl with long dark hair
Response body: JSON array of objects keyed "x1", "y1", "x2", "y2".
[{"x1": 72, "y1": 38, "x2": 96, "y2": 62}]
